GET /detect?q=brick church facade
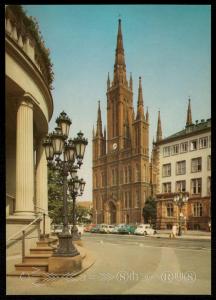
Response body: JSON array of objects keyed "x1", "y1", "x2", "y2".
[{"x1": 92, "y1": 19, "x2": 156, "y2": 225}]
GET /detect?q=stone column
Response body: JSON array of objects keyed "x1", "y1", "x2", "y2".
[
  {"x1": 15, "y1": 99, "x2": 35, "y2": 216},
  {"x1": 36, "y1": 140, "x2": 51, "y2": 233}
]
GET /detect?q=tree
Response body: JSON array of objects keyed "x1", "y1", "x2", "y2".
[
  {"x1": 48, "y1": 168, "x2": 64, "y2": 224},
  {"x1": 142, "y1": 197, "x2": 157, "y2": 225},
  {"x1": 73, "y1": 205, "x2": 92, "y2": 224}
]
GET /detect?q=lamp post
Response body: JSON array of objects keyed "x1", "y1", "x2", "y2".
[
  {"x1": 173, "y1": 192, "x2": 189, "y2": 236},
  {"x1": 42, "y1": 111, "x2": 88, "y2": 256},
  {"x1": 68, "y1": 176, "x2": 86, "y2": 241}
]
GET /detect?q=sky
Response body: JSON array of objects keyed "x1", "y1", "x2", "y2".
[{"x1": 24, "y1": 4, "x2": 211, "y2": 202}]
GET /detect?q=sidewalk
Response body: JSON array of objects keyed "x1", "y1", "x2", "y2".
[{"x1": 153, "y1": 230, "x2": 211, "y2": 240}]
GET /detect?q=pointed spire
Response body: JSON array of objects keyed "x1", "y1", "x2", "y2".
[
  {"x1": 92, "y1": 125, "x2": 95, "y2": 138},
  {"x1": 104, "y1": 126, "x2": 106, "y2": 139},
  {"x1": 113, "y1": 19, "x2": 127, "y2": 85},
  {"x1": 156, "y1": 111, "x2": 162, "y2": 142},
  {"x1": 186, "y1": 97, "x2": 193, "y2": 126},
  {"x1": 146, "y1": 106, "x2": 149, "y2": 123},
  {"x1": 96, "y1": 100, "x2": 103, "y2": 137},
  {"x1": 136, "y1": 77, "x2": 145, "y2": 120},
  {"x1": 107, "y1": 72, "x2": 110, "y2": 90},
  {"x1": 129, "y1": 72, "x2": 133, "y2": 90}
]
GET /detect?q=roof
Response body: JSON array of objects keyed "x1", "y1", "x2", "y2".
[{"x1": 155, "y1": 118, "x2": 211, "y2": 145}]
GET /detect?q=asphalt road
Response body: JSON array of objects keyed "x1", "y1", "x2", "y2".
[{"x1": 7, "y1": 232, "x2": 211, "y2": 295}]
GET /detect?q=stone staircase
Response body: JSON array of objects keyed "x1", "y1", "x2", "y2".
[
  {"x1": 13, "y1": 235, "x2": 58, "y2": 274},
  {"x1": 9, "y1": 235, "x2": 87, "y2": 276}
]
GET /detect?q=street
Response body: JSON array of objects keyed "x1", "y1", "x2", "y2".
[{"x1": 7, "y1": 232, "x2": 211, "y2": 295}]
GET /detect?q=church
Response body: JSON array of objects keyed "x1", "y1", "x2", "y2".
[{"x1": 92, "y1": 19, "x2": 156, "y2": 224}]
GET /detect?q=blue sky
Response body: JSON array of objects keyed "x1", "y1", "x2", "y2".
[{"x1": 24, "y1": 4, "x2": 211, "y2": 201}]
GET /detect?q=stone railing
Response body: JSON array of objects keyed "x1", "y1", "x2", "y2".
[{"x1": 5, "y1": 6, "x2": 50, "y2": 88}]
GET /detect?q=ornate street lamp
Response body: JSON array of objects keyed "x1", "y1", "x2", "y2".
[
  {"x1": 42, "y1": 111, "x2": 88, "y2": 257},
  {"x1": 173, "y1": 192, "x2": 189, "y2": 236},
  {"x1": 68, "y1": 176, "x2": 86, "y2": 241},
  {"x1": 73, "y1": 131, "x2": 88, "y2": 167}
]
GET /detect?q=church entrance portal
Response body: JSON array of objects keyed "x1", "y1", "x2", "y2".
[{"x1": 108, "y1": 201, "x2": 116, "y2": 224}]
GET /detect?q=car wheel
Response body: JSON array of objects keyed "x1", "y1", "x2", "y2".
[{"x1": 144, "y1": 231, "x2": 147, "y2": 236}]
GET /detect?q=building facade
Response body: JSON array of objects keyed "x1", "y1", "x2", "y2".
[
  {"x1": 92, "y1": 20, "x2": 151, "y2": 225},
  {"x1": 6, "y1": 5, "x2": 53, "y2": 254},
  {"x1": 152, "y1": 100, "x2": 211, "y2": 231}
]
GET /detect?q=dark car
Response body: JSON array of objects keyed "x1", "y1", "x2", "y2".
[
  {"x1": 118, "y1": 224, "x2": 137, "y2": 235},
  {"x1": 90, "y1": 224, "x2": 101, "y2": 233}
]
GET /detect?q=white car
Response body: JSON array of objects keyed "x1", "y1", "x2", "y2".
[
  {"x1": 134, "y1": 224, "x2": 156, "y2": 236},
  {"x1": 99, "y1": 224, "x2": 115, "y2": 233}
]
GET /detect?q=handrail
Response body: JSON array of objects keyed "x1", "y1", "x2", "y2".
[
  {"x1": 34, "y1": 205, "x2": 48, "y2": 215},
  {"x1": 6, "y1": 193, "x2": 15, "y2": 200},
  {"x1": 6, "y1": 213, "x2": 42, "y2": 243}
]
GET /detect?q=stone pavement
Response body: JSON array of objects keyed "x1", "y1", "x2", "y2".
[{"x1": 153, "y1": 230, "x2": 211, "y2": 240}]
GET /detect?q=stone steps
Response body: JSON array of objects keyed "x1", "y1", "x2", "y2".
[
  {"x1": 30, "y1": 246, "x2": 55, "y2": 255},
  {"x1": 23, "y1": 253, "x2": 51, "y2": 264},
  {"x1": 15, "y1": 262, "x2": 48, "y2": 272}
]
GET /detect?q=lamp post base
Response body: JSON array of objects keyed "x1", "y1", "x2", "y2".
[
  {"x1": 53, "y1": 232, "x2": 79, "y2": 257},
  {"x1": 71, "y1": 225, "x2": 81, "y2": 241}
]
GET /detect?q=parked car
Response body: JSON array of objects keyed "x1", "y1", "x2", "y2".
[
  {"x1": 111, "y1": 224, "x2": 125, "y2": 234},
  {"x1": 134, "y1": 224, "x2": 156, "y2": 236},
  {"x1": 84, "y1": 224, "x2": 96, "y2": 232},
  {"x1": 118, "y1": 224, "x2": 137, "y2": 235},
  {"x1": 90, "y1": 224, "x2": 101, "y2": 233},
  {"x1": 99, "y1": 224, "x2": 115, "y2": 233},
  {"x1": 76, "y1": 224, "x2": 84, "y2": 235}
]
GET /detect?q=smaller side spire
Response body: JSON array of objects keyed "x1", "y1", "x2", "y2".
[
  {"x1": 136, "y1": 76, "x2": 145, "y2": 120},
  {"x1": 186, "y1": 97, "x2": 193, "y2": 126},
  {"x1": 107, "y1": 72, "x2": 110, "y2": 90},
  {"x1": 146, "y1": 106, "x2": 149, "y2": 123},
  {"x1": 96, "y1": 100, "x2": 103, "y2": 137},
  {"x1": 104, "y1": 126, "x2": 106, "y2": 139},
  {"x1": 129, "y1": 72, "x2": 133, "y2": 90},
  {"x1": 92, "y1": 125, "x2": 95, "y2": 138},
  {"x1": 156, "y1": 110, "x2": 162, "y2": 142}
]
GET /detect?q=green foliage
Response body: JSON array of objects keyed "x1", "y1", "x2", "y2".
[
  {"x1": 142, "y1": 196, "x2": 157, "y2": 225},
  {"x1": 48, "y1": 169, "x2": 63, "y2": 224},
  {"x1": 75, "y1": 205, "x2": 92, "y2": 224},
  {"x1": 7, "y1": 5, "x2": 54, "y2": 88}
]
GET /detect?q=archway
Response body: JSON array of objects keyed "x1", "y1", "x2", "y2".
[{"x1": 108, "y1": 201, "x2": 116, "y2": 224}]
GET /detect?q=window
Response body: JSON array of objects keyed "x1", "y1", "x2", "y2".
[
  {"x1": 176, "y1": 160, "x2": 186, "y2": 175},
  {"x1": 180, "y1": 142, "x2": 188, "y2": 153},
  {"x1": 124, "y1": 167, "x2": 127, "y2": 184},
  {"x1": 101, "y1": 172, "x2": 106, "y2": 187},
  {"x1": 207, "y1": 155, "x2": 211, "y2": 170},
  {"x1": 162, "y1": 182, "x2": 171, "y2": 193},
  {"x1": 191, "y1": 157, "x2": 202, "y2": 172},
  {"x1": 166, "y1": 203, "x2": 174, "y2": 217},
  {"x1": 193, "y1": 203, "x2": 202, "y2": 217},
  {"x1": 191, "y1": 178, "x2": 202, "y2": 194},
  {"x1": 162, "y1": 164, "x2": 171, "y2": 177},
  {"x1": 207, "y1": 177, "x2": 211, "y2": 195},
  {"x1": 176, "y1": 180, "x2": 186, "y2": 192},
  {"x1": 190, "y1": 140, "x2": 198, "y2": 151},
  {"x1": 135, "y1": 190, "x2": 139, "y2": 208},
  {"x1": 163, "y1": 146, "x2": 170, "y2": 157},
  {"x1": 128, "y1": 166, "x2": 131, "y2": 183},
  {"x1": 199, "y1": 137, "x2": 208, "y2": 149},
  {"x1": 135, "y1": 164, "x2": 140, "y2": 181},
  {"x1": 111, "y1": 168, "x2": 117, "y2": 185},
  {"x1": 171, "y1": 144, "x2": 179, "y2": 155}
]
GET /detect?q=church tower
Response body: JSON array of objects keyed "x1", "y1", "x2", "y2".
[{"x1": 93, "y1": 19, "x2": 151, "y2": 225}]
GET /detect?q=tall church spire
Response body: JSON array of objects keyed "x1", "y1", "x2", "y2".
[
  {"x1": 186, "y1": 98, "x2": 193, "y2": 126},
  {"x1": 136, "y1": 77, "x2": 145, "y2": 120},
  {"x1": 156, "y1": 111, "x2": 162, "y2": 142},
  {"x1": 113, "y1": 19, "x2": 127, "y2": 85},
  {"x1": 96, "y1": 100, "x2": 103, "y2": 137}
]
